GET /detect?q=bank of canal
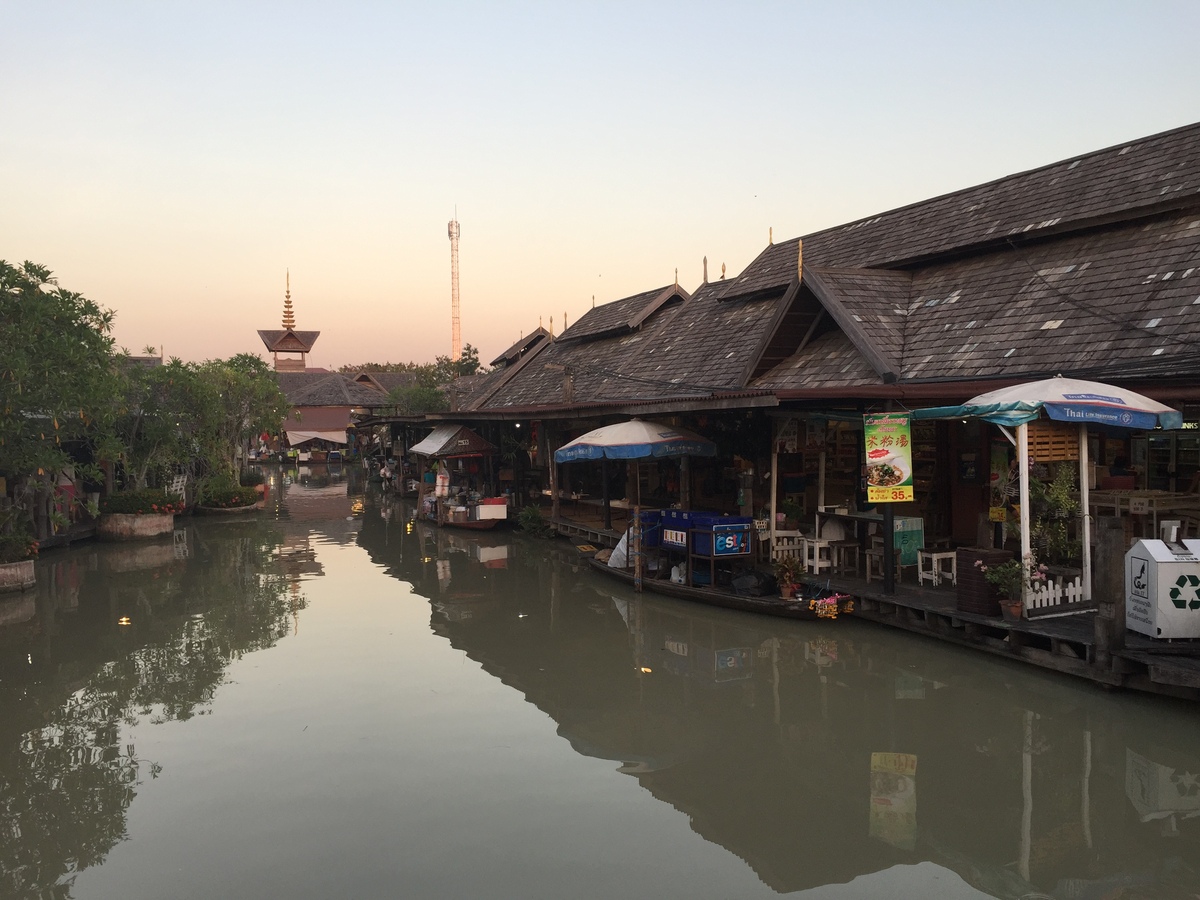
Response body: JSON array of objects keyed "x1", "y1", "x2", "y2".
[{"x1": 2, "y1": 471, "x2": 1198, "y2": 899}]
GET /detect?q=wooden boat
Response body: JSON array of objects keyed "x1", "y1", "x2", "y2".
[
  {"x1": 586, "y1": 557, "x2": 854, "y2": 621},
  {"x1": 419, "y1": 496, "x2": 508, "y2": 530}
]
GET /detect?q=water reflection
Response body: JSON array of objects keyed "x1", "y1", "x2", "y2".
[
  {"x1": 357, "y1": 499, "x2": 1200, "y2": 898},
  {"x1": 3, "y1": 481, "x2": 1199, "y2": 898},
  {"x1": 0, "y1": 471, "x2": 360, "y2": 898}
]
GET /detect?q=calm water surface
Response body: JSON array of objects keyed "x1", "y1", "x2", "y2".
[{"x1": 2, "y1": 467, "x2": 1199, "y2": 899}]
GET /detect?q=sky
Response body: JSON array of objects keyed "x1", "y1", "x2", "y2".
[{"x1": 4, "y1": 1, "x2": 1200, "y2": 371}]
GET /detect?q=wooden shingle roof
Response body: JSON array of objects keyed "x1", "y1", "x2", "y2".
[
  {"x1": 258, "y1": 329, "x2": 321, "y2": 353},
  {"x1": 723, "y1": 121, "x2": 1200, "y2": 303},
  {"x1": 474, "y1": 281, "x2": 781, "y2": 411},
  {"x1": 276, "y1": 372, "x2": 387, "y2": 406}
]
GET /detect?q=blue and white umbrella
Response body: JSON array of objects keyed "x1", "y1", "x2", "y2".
[
  {"x1": 914, "y1": 376, "x2": 1182, "y2": 431},
  {"x1": 554, "y1": 418, "x2": 717, "y2": 463},
  {"x1": 915, "y1": 376, "x2": 1181, "y2": 614}
]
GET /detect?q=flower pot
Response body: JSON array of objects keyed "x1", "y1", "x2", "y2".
[
  {"x1": 98, "y1": 512, "x2": 175, "y2": 540},
  {"x1": 956, "y1": 547, "x2": 1013, "y2": 616},
  {"x1": 0, "y1": 559, "x2": 36, "y2": 593},
  {"x1": 999, "y1": 598, "x2": 1024, "y2": 622},
  {"x1": 780, "y1": 583, "x2": 796, "y2": 600}
]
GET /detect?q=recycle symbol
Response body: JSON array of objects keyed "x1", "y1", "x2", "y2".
[{"x1": 1168, "y1": 574, "x2": 1200, "y2": 610}]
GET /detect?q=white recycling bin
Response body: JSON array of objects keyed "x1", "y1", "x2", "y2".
[{"x1": 1125, "y1": 539, "x2": 1200, "y2": 639}]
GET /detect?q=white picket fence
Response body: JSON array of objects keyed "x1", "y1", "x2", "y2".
[{"x1": 1027, "y1": 573, "x2": 1087, "y2": 613}]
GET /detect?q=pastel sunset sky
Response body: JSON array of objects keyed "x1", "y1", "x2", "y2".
[{"x1": 4, "y1": 1, "x2": 1199, "y2": 370}]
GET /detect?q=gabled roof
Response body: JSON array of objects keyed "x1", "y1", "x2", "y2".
[
  {"x1": 461, "y1": 333, "x2": 553, "y2": 411},
  {"x1": 722, "y1": 121, "x2": 1200, "y2": 304},
  {"x1": 258, "y1": 329, "x2": 321, "y2": 353},
  {"x1": 560, "y1": 285, "x2": 688, "y2": 343},
  {"x1": 473, "y1": 280, "x2": 781, "y2": 411},
  {"x1": 276, "y1": 372, "x2": 387, "y2": 406},
  {"x1": 803, "y1": 268, "x2": 911, "y2": 382},
  {"x1": 353, "y1": 371, "x2": 420, "y2": 393},
  {"x1": 490, "y1": 328, "x2": 550, "y2": 367}
]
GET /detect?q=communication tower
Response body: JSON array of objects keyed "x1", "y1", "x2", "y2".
[{"x1": 448, "y1": 216, "x2": 461, "y2": 361}]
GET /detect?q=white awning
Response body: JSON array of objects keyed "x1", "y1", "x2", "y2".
[{"x1": 286, "y1": 430, "x2": 348, "y2": 446}]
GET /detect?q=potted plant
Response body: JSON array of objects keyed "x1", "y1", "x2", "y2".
[
  {"x1": 975, "y1": 557, "x2": 1048, "y2": 621},
  {"x1": 774, "y1": 553, "x2": 803, "y2": 599},
  {"x1": 0, "y1": 514, "x2": 38, "y2": 592},
  {"x1": 97, "y1": 488, "x2": 186, "y2": 540}
]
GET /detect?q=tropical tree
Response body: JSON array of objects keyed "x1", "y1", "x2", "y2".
[
  {"x1": 0, "y1": 261, "x2": 120, "y2": 539},
  {"x1": 192, "y1": 354, "x2": 290, "y2": 484},
  {"x1": 110, "y1": 356, "x2": 204, "y2": 490}
]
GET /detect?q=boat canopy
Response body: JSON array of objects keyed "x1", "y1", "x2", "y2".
[{"x1": 409, "y1": 424, "x2": 498, "y2": 459}]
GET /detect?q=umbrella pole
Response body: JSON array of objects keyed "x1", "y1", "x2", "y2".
[
  {"x1": 1019, "y1": 422, "x2": 1032, "y2": 613},
  {"x1": 1079, "y1": 423, "x2": 1092, "y2": 602},
  {"x1": 602, "y1": 458, "x2": 612, "y2": 531},
  {"x1": 634, "y1": 462, "x2": 643, "y2": 592}
]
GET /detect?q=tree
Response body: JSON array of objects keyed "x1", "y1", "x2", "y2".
[
  {"x1": 192, "y1": 354, "x2": 290, "y2": 482},
  {"x1": 0, "y1": 261, "x2": 120, "y2": 536},
  {"x1": 110, "y1": 357, "x2": 204, "y2": 490}
]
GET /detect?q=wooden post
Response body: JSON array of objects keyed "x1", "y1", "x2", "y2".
[
  {"x1": 1093, "y1": 515, "x2": 1127, "y2": 669},
  {"x1": 602, "y1": 458, "x2": 612, "y2": 531},
  {"x1": 770, "y1": 420, "x2": 779, "y2": 554},
  {"x1": 1018, "y1": 422, "x2": 1032, "y2": 612}
]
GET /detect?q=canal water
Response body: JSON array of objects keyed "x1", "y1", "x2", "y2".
[{"x1": 2, "y1": 467, "x2": 1199, "y2": 899}]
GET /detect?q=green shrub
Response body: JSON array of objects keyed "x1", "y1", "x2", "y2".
[
  {"x1": 100, "y1": 489, "x2": 185, "y2": 515},
  {"x1": 202, "y1": 486, "x2": 258, "y2": 509},
  {"x1": 0, "y1": 527, "x2": 38, "y2": 563},
  {"x1": 516, "y1": 504, "x2": 555, "y2": 538}
]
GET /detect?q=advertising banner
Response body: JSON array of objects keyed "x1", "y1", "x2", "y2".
[{"x1": 864, "y1": 413, "x2": 914, "y2": 503}]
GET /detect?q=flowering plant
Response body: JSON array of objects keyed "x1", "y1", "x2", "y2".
[
  {"x1": 100, "y1": 489, "x2": 186, "y2": 515},
  {"x1": 975, "y1": 557, "x2": 1048, "y2": 602}
]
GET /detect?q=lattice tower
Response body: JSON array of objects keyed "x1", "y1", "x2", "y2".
[{"x1": 448, "y1": 218, "x2": 461, "y2": 361}]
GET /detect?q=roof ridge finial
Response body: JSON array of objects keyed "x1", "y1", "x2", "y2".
[
  {"x1": 282, "y1": 269, "x2": 296, "y2": 330},
  {"x1": 769, "y1": 226, "x2": 773, "y2": 245},
  {"x1": 797, "y1": 239, "x2": 804, "y2": 282}
]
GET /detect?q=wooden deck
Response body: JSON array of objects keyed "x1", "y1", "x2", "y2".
[
  {"x1": 821, "y1": 571, "x2": 1200, "y2": 701},
  {"x1": 549, "y1": 503, "x2": 1200, "y2": 702}
]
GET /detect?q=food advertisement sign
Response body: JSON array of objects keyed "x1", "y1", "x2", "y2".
[{"x1": 863, "y1": 413, "x2": 914, "y2": 503}]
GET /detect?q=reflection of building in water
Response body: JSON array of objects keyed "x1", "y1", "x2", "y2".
[{"x1": 403, "y1": 553, "x2": 1200, "y2": 898}]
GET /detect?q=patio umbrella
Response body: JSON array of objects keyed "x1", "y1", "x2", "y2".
[
  {"x1": 915, "y1": 376, "x2": 1182, "y2": 611},
  {"x1": 554, "y1": 418, "x2": 717, "y2": 463},
  {"x1": 915, "y1": 376, "x2": 1182, "y2": 430},
  {"x1": 554, "y1": 419, "x2": 716, "y2": 590}
]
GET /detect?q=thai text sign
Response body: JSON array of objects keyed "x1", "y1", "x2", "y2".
[{"x1": 864, "y1": 413, "x2": 914, "y2": 503}]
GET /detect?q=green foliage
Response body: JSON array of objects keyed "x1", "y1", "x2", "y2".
[
  {"x1": 516, "y1": 504, "x2": 555, "y2": 537},
  {"x1": 99, "y1": 489, "x2": 185, "y2": 515},
  {"x1": 200, "y1": 485, "x2": 258, "y2": 509},
  {"x1": 239, "y1": 468, "x2": 265, "y2": 486},
  {"x1": 977, "y1": 557, "x2": 1048, "y2": 601},
  {"x1": 110, "y1": 353, "x2": 289, "y2": 489},
  {"x1": 0, "y1": 522, "x2": 38, "y2": 563},
  {"x1": 387, "y1": 384, "x2": 449, "y2": 415},
  {"x1": 338, "y1": 343, "x2": 487, "y2": 387},
  {"x1": 1030, "y1": 465, "x2": 1082, "y2": 566},
  {"x1": 773, "y1": 553, "x2": 802, "y2": 586},
  {"x1": 0, "y1": 260, "x2": 119, "y2": 481}
]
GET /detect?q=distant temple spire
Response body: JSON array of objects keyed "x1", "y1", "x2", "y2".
[
  {"x1": 282, "y1": 270, "x2": 295, "y2": 329},
  {"x1": 258, "y1": 270, "x2": 320, "y2": 372}
]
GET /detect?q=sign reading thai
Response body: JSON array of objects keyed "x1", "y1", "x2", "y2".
[{"x1": 863, "y1": 413, "x2": 914, "y2": 503}]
